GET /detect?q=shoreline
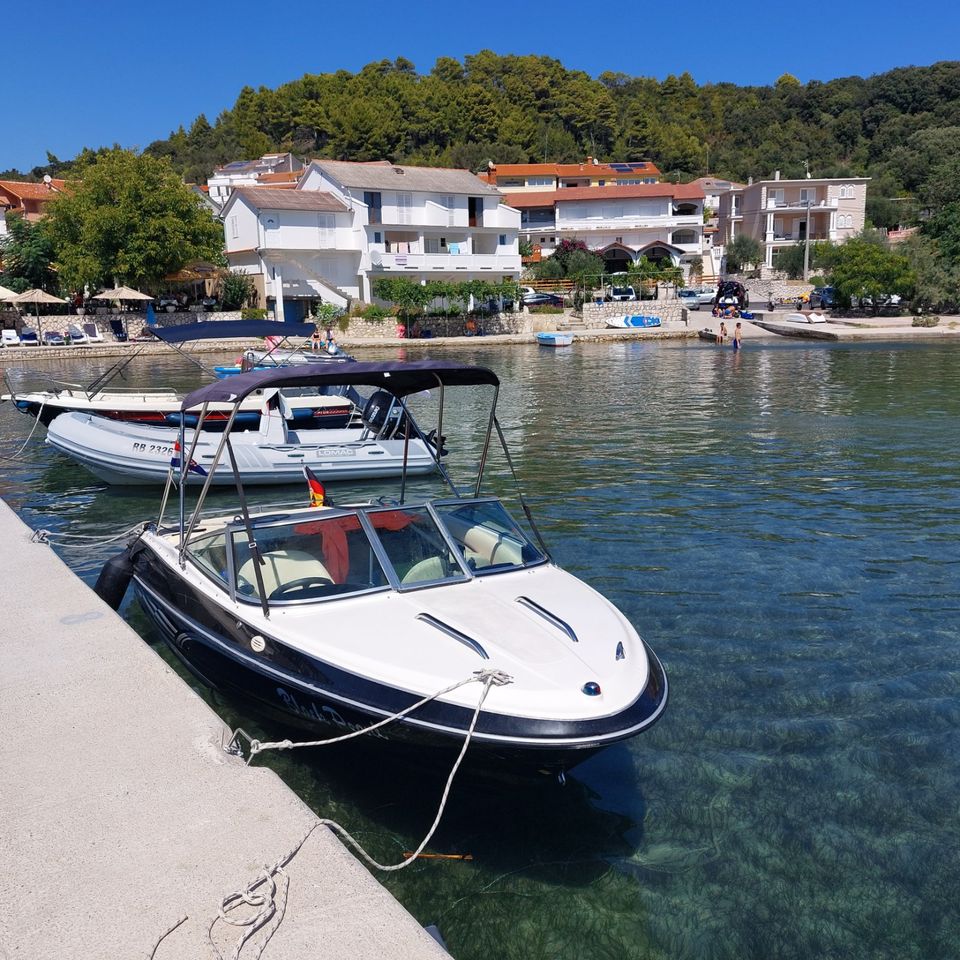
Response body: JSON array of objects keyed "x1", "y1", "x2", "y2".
[{"x1": 0, "y1": 315, "x2": 957, "y2": 364}]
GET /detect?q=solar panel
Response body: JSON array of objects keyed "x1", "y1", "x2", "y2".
[{"x1": 609, "y1": 163, "x2": 632, "y2": 171}]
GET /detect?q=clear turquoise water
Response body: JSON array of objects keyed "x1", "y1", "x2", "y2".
[{"x1": 3, "y1": 339, "x2": 959, "y2": 959}]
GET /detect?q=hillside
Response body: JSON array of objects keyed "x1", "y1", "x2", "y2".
[{"x1": 9, "y1": 55, "x2": 960, "y2": 229}]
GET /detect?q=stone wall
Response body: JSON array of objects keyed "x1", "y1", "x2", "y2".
[
  {"x1": 335, "y1": 311, "x2": 528, "y2": 339},
  {"x1": 581, "y1": 300, "x2": 686, "y2": 328},
  {"x1": 742, "y1": 278, "x2": 814, "y2": 305}
]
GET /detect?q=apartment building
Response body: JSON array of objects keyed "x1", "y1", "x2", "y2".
[
  {"x1": 717, "y1": 172, "x2": 869, "y2": 267},
  {"x1": 508, "y1": 182, "x2": 705, "y2": 273},
  {"x1": 221, "y1": 160, "x2": 520, "y2": 320},
  {"x1": 481, "y1": 157, "x2": 660, "y2": 192}
]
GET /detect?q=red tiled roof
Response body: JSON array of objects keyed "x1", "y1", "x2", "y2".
[
  {"x1": 0, "y1": 178, "x2": 67, "y2": 202},
  {"x1": 259, "y1": 171, "x2": 300, "y2": 184},
  {"x1": 503, "y1": 183, "x2": 704, "y2": 208},
  {"x1": 489, "y1": 160, "x2": 662, "y2": 179}
]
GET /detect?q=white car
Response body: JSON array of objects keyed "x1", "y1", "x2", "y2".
[
  {"x1": 678, "y1": 288, "x2": 717, "y2": 310},
  {"x1": 610, "y1": 285, "x2": 636, "y2": 302}
]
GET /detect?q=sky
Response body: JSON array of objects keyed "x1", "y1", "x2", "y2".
[{"x1": 3, "y1": 0, "x2": 958, "y2": 174}]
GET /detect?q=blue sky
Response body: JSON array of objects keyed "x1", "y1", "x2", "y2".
[{"x1": 4, "y1": 0, "x2": 957, "y2": 173}]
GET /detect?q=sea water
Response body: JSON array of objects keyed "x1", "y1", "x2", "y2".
[{"x1": 2, "y1": 338, "x2": 958, "y2": 959}]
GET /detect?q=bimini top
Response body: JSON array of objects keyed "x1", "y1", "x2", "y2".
[
  {"x1": 180, "y1": 360, "x2": 500, "y2": 409},
  {"x1": 150, "y1": 320, "x2": 318, "y2": 343}
]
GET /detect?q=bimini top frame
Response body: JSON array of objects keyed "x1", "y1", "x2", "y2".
[{"x1": 161, "y1": 361, "x2": 519, "y2": 597}]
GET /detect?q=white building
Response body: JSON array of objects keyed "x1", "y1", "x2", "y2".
[
  {"x1": 508, "y1": 183, "x2": 706, "y2": 274},
  {"x1": 207, "y1": 153, "x2": 303, "y2": 211},
  {"x1": 717, "y1": 172, "x2": 869, "y2": 268},
  {"x1": 221, "y1": 160, "x2": 521, "y2": 321}
]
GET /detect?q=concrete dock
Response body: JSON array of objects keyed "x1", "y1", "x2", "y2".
[{"x1": 0, "y1": 499, "x2": 447, "y2": 960}]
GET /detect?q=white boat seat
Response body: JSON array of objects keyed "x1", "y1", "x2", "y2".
[
  {"x1": 461, "y1": 525, "x2": 523, "y2": 568},
  {"x1": 401, "y1": 556, "x2": 447, "y2": 584},
  {"x1": 237, "y1": 549, "x2": 331, "y2": 597}
]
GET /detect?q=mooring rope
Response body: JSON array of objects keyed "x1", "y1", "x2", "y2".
[
  {"x1": 150, "y1": 668, "x2": 512, "y2": 960},
  {"x1": 0, "y1": 399, "x2": 47, "y2": 463},
  {"x1": 32, "y1": 522, "x2": 146, "y2": 547}
]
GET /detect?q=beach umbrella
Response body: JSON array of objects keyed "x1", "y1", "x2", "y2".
[
  {"x1": 10, "y1": 288, "x2": 67, "y2": 342},
  {"x1": 93, "y1": 286, "x2": 154, "y2": 339},
  {"x1": 0, "y1": 283, "x2": 20, "y2": 301}
]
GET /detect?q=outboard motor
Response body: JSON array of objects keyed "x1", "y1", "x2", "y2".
[{"x1": 362, "y1": 390, "x2": 406, "y2": 437}]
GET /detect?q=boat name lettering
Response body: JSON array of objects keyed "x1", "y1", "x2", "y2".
[
  {"x1": 274, "y1": 687, "x2": 388, "y2": 739},
  {"x1": 132, "y1": 441, "x2": 175, "y2": 455}
]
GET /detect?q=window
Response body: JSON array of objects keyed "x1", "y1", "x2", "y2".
[
  {"x1": 373, "y1": 231, "x2": 382, "y2": 244},
  {"x1": 317, "y1": 213, "x2": 335, "y2": 246},
  {"x1": 769, "y1": 188, "x2": 785, "y2": 207},
  {"x1": 229, "y1": 215, "x2": 239, "y2": 239},
  {"x1": 425, "y1": 238, "x2": 440, "y2": 254},
  {"x1": 799, "y1": 188, "x2": 816, "y2": 205},
  {"x1": 672, "y1": 229, "x2": 697, "y2": 245},
  {"x1": 527, "y1": 176, "x2": 552, "y2": 187},
  {"x1": 365, "y1": 507, "x2": 467, "y2": 587},
  {"x1": 598, "y1": 180, "x2": 606, "y2": 186},
  {"x1": 499, "y1": 234, "x2": 507, "y2": 246},
  {"x1": 396, "y1": 192, "x2": 413, "y2": 225},
  {"x1": 615, "y1": 236, "x2": 623, "y2": 244},
  {"x1": 230, "y1": 516, "x2": 389, "y2": 604},
  {"x1": 434, "y1": 499, "x2": 545, "y2": 574},
  {"x1": 839, "y1": 184, "x2": 855, "y2": 199},
  {"x1": 438, "y1": 194, "x2": 456, "y2": 226},
  {"x1": 364, "y1": 191, "x2": 382, "y2": 225}
]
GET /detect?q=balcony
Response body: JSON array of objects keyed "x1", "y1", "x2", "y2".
[
  {"x1": 765, "y1": 197, "x2": 838, "y2": 212},
  {"x1": 370, "y1": 251, "x2": 519, "y2": 272}
]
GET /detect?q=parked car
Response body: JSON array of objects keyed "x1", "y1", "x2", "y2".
[
  {"x1": 42, "y1": 330, "x2": 66, "y2": 346},
  {"x1": 158, "y1": 296, "x2": 180, "y2": 312},
  {"x1": 522, "y1": 292, "x2": 564, "y2": 307},
  {"x1": 610, "y1": 285, "x2": 636, "y2": 302},
  {"x1": 852, "y1": 293, "x2": 903, "y2": 308},
  {"x1": 1, "y1": 328, "x2": 20, "y2": 346},
  {"x1": 678, "y1": 287, "x2": 717, "y2": 310},
  {"x1": 809, "y1": 286, "x2": 836, "y2": 309}
]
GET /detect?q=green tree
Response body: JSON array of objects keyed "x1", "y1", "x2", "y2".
[
  {"x1": 44, "y1": 148, "x2": 224, "y2": 292},
  {"x1": 0, "y1": 215, "x2": 57, "y2": 292},
  {"x1": 219, "y1": 271, "x2": 257, "y2": 309},
  {"x1": 826, "y1": 237, "x2": 915, "y2": 311},
  {"x1": 725, "y1": 235, "x2": 764, "y2": 273}
]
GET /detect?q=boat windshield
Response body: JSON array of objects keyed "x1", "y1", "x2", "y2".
[
  {"x1": 231, "y1": 513, "x2": 390, "y2": 603},
  {"x1": 226, "y1": 505, "x2": 468, "y2": 603},
  {"x1": 432, "y1": 499, "x2": 545, "y2": 574}
]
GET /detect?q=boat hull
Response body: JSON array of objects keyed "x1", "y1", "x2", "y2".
[
  {"x1": 46, "y1": 413, "x2": 437, "y2": 485},
  {"x1": 535, "y1": 332, "x2": 573, "y2": 347},
  {"x1": 130, "y1": 547, "x2": 668, "y2": 773},
  {"x1": 605, "y1": 315, "x2": 662, "y2": 329},
  {"x1": 9, "y1": 393, "x2": 352, "y2": 431}
]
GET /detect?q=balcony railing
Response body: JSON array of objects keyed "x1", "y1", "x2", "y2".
[
  {"x1": 766, "y1": 198, "x2": 838, "y2": 211},
  {"x1": 370, "y1": 251, "x2": 519, "y2": 271}
]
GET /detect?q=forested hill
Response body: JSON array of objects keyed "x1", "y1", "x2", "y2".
[{"x1": 14, "y1": 54, "x2": 960, "y2": 227}]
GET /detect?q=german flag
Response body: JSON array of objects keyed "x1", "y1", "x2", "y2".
[{"x1": 303, "y1": 464, "x2": 326, "y2": 507}]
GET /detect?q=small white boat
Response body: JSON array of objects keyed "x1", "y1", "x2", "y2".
[
  {"x1": 2, "y1": 319, "x2": 354, "y2": 430},
  {"x1": 535, "y1": 332, "x2": 573, "y2": 347},
  {"x1": 46, "y1": 390, "x2": 437, "y2": 486},
  {"x1": 604, "y1": 315, "x2": 662, "y2": 329}
]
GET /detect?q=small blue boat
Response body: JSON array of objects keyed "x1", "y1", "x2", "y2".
[{"x1": 535, "y1": 331, "x2": 574, "y2": 347}]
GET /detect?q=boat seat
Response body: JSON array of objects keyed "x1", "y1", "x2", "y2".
[
  {"x1": 237, "y1": 549, "x2": 331, "y2": 597},
  {"x1": 400, "y1": 555, "x2": 448, "y2": 585},
  {"x1": 461, "y1": 525, "x2": 523, "y2": 568}
]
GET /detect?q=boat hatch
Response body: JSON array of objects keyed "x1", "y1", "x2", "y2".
[{"x1": 186, "y1": 499, "x2": 546, "y2": 606}]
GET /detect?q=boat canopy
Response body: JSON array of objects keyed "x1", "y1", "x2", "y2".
[
  {"x1": 179, "y1": 360, "x2": 501, "y2": 409},
  {"x1": 150, "y1": 320, "x2": 318, "y2": 343}
]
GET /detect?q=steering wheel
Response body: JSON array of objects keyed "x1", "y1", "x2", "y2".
[{"x1": 269, "y1": 576, "x2": 333, "y2": 600}]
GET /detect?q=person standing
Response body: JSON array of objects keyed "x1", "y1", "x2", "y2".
[
  {"x1": 311, "y1": 326, "x2": 322, "y2": 352},
  {"x1": 732, "y1": 322, "x2": 743, "y2": 350},
  {"x1": 718, "y1": 321, "x2": 728, "y2": 344}
]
